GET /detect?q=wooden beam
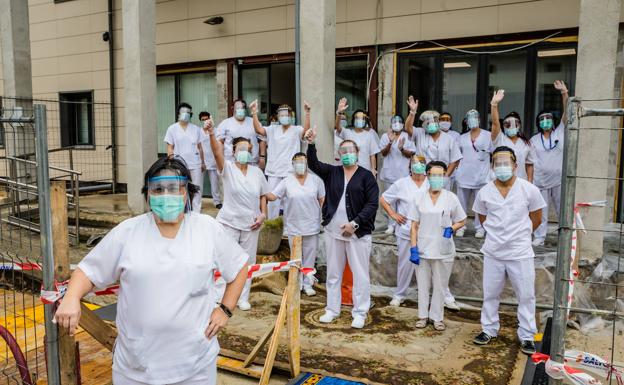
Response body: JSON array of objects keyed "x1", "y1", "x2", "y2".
[
  {"x1": 217, "y1": 356, "x2": 263, "y2": 378},
  {"x1": 78, "y1": 303, "x2": 117, "y2": 352},
  {"x1": 51, "y1": 181, "x2": 78, "y2": 385},
  {"x1": 259, "y1": 290, "x2": 289, "y2": 385},
  {"x1": 243, "y1": 325, "x2": 274, "y2": 368},
  {"x1": 287, "y1": 236, "x2": 301, "y2": 377}
]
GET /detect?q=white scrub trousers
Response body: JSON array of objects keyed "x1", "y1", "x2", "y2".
[
  {"x1": 324, "y1": 233, "x2": 372, "y2": 319},
  {"x1": 394, "y1": 237, "x2": 417, "y2": 299},
  {"x1": 534, "y1": 185, "x2": 561, "y2": 242},
  {"x1": 288, "y1": 234, "x2": 319, "y2": 289},
  {"x1": 481, "y1": 256, "x2": 537, "y2": 341},
  {"x1": 204, "y1": 169, "x2": 221, "y2": 206},
  {"x1": 222, "y1": 224, "x2": 260, "y2": 304},
  {"x1": 442, "y1": 256, "x2": 455, "y2": 304},
  {"x1": 267, "y1": 176, "x2": 286, "y2": 219},
  {"x1": 457, "y1": 187, "x2": 483, "y2": 231},
  {"x1": 112, "y1": 359, "x2": 216, "y2": 385},
  {"x1": 189, "y1": 168, "x2": 204, "y2": 213},
  {"x1": 416, "y1": 258, "x2": 445, "y2": 322}
]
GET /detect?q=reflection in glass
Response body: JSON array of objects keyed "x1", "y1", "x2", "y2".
[
  {"x1": 398, "y1": 56, "x2": 436, "y2": 119},
  {"x1": 443, "y1": 56, "x2": 478, "y2": 134},
  {"x1": 535, "y1": 50, "x2": 576, "y2": 132},
  {"x1": 488, "y1": 51, "x2": 527, "y2": 129},
  {"x1": 335, "y1": 57, "x2": 368, "y2": 122},
  {"x1": 241, "y1": 67, "x2": 270, "y2": 124},
  {"x1": 180, "y1": 72, "x2": 218, "y2": 128},
  {"x1": 157, "y1": 75, "x2": 175, "y2": 154}
]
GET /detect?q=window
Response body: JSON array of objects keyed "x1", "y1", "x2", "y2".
[
  {"x1": 442, "y1": 56, "x2": 478, "y2": 132},
  {"x1": 59, "y1": 91, "x2": 94, "y2": 148},
  {"x1": 397, "y1": 56, "x2": 437, "y2": 119},
  {"x1": 157, "y1": 76, "x2": 175, "y2": 154},
  {"x1": 335, "y1": 56, "x2": 368, "y2": 118},
  {"x1": 239, "y1": 63, "x2": 296, "y2": 125},
  {"x1": 534, "y1": 48, "x2": 576, "y2": 131},
  {"x1": 488, "y1": 51, "x2": 527, "y2": 126}
]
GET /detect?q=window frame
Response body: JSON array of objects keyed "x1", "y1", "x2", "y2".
[{"x1": 58, "y1": 90, "x2": 96, "y2": 150}]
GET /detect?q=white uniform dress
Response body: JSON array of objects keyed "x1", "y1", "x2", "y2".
[
  {"x1": 473, "y1": 178, "x2": 546, "y2": 340},
  {"x1": 492, "y1": 132, "x2": 536, "y2": 181},
  {"x1": 530, "y1": 122, "x2": 564, "y2": 242},
  {"x1": 201, "y1": 133, "x2": 221, "y2": 206},
  {"x1": 381, "y1": 176, "x2": 428, "y2": 299},
  {"x1": 408, "y1": 190, "x2": 466, "y2": 322},
  {"x1": 78, "y1": 212, "x2": 248, "y2": 385},
  {"x1": 264, "y1": 124, "x2": 305, "y2": 219},
  {"x1": 216, "y1": 160, "x2": 270, "y2": 304},
  {"x1": 272, "y1": 173, "x2": 325, "y2": 288},
  {"x1": 444, "y1": 129, "x2": 461, "y2": 190},
  {"x1": 336, "y1": 128, "x2": 381, "y2": 171},
  {"x1": 164, "y1": 122, "x2": 205, "y2": 212},
  {"x1": 412, "y1": 127, "x2": 462, "y2": 167},
  {"x1": 455, "y1": 129, "x2": 493, "y2": 232},
  {"x1": 216, "y1": 116, "x2": 261, "y2": 165}
]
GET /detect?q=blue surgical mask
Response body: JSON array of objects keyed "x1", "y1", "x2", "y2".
[
  {"x1": 235, "y1": 108, "x2": 246, "y2": 120},
  {"x1": 428, "y1": 175, "x2": 444, "y2": 190},
  {"x1": 504, "y1": 127, "x2": 518, "y2": 137},
  {"x1": 178, "y1": 112, "x2": 190, "y2": 122},
  {"x1": 341, "y1": 153, "x2": 358, "y2": 166},
  {"x1": 354, "y1": 119, "x2": 366, "y2": 129},
  {"x1": 540, "y1": 118, "x2": 554, "y2": 131},
  {"x1": 279, "y1": 116, "x2": 291, "y2": 126},
  {"x1": 426, "y1": 122, "x2": 439, "y2": 134},
  {"x1": 494, "y1": 165, "x2": 513, "y2": 182},
  {"x1": 411, "y1": 162, "x2": 426, "y2": 175},
  {"x1": 236, "y1": 150, "x2": 251, "y2": 164},
  {"x1": 150, "y1": 194, "x2": 185, "y2": 222}
]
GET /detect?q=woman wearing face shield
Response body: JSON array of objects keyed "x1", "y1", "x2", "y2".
[
  {"x1": 409, "y1": 161, "x2": 467, "y2": 331},
  {"x1": 164, "y1": 103, "x2": 206, "y2": 212},
  {"x1": 380, "y1": 155, "x2": 428, "y2": 306},
  {"x1": 208, "y1": 122, "x2": 270, "y2": 311},
  {"x1": 216, "y1": 99, "x2": 263, "y2": 168},
  {"x1": 472, "y1": 146, "x2": 546, "y2": 355},
  {"x1": 454, "y1": 109, "x2": 493, "y2": 239},
  {"x1": 305, "y1": 128, "x2": 379, "y2": 329},
  {"x1": 265, "y1": 153, "x2": 325, "y2": 296},
  {"x1": 250, "y1": 101, "x2": 310, "y2": 219},
  {"x1": 529, "y1": 80, "x2": 569, "y2": 246},
  {"x1": 53, "y1": 156, "x2": 249, "y2": 385}
]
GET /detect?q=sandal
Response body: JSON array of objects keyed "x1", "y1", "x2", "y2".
[
  {"x1": 415, "y1": 318, "x2": 428, "y2": 328},
  {"x1": 433, "y1": 321, "x2": 446, "y2": 331}
]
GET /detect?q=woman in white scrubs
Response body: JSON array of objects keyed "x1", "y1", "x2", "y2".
[
  {"x1": 54, "y1": 156, "x2": 249, "y2": 385},
  {"x1": 409, "y1": 161, "x2": 466, "y2": 331},
  {"x1": 380, "y1": 155, "x2": 428, "y2": 306},
  {"x1": 529, "y1": 80, "x2": 569, "y2": 246},
  {"x1": 208, "y1": 125, "x2": 270, "y2": 311},
  {"x1": 199, "y1": 112, "x2": 222, "y2": 209},
  {"x1": 379, "y1": 115, "x2": 416, "y2": 234},
  {"x1": 334, "y1": 98, "x2": 381, "y2": 174},
  {"x1": 266, "y1": 152, "x2": 325, "y2": 296},
  {"x1": 454, "y1": 109, "x2": 492, "y2": 239}
]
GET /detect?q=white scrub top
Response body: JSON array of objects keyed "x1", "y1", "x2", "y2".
[
  {"x1": 412, "y1": 127, "x2": 462, "y2": 167},
  {"x1": 382, "y1": 175, "x2": 429, "y2": 240},
  {"x1": 455, "y1": 129, "x2": 493, "y2": 189},
  {"x1": 492, "y1": 132, "x2": 536, "y2": 181},
  {"x1": 379, "y1": 131, "x2": 416, "y2": 184},
  {"x1": 216, "y1": 116, "x2": 261, "y2": 164},
  {"x1": 530, "y1": 122, "x2": 565, "y2": 189},
  {"x1": 164, "y1": 122, "x2": 204, "y2": 170},
  {"x1": 272, "y1": 173, "x2": 325, "y2": 236},
  {"x1": 217, "y1": 160, "x2": 270, "y2": 231},
  {"x1": 264, "y1": 125, "x2": 305, "y2": 177},
  {"x1": 445, "y1": 129, "x2": 461, "y2": 142},
  {"x1": 408, "y1": 189, "x2": 466, "y2": 259},
  {"x1": 325, "y1": 179, "x2": 352, "y2": 241},
  {"x1": 200, "y1": 134, "x2": 217, "y2": 171},
  {"x1": 78, "y1": 212, "x2": 248, "y2": 384},
  {"x1": 472, "y1": 178, "x2": 546, "y2": 260},
  {"x1": 336, "y1": 129, "x2": 381, "y2": 171}
]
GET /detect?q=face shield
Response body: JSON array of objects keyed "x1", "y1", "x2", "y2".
[
  {"x1": 234, "y1": 101, "x2": 246, "y2": 120},
  {"x1": 148, "y1": 175, "x2": 188, "y2": 222},
  {"x1": 465, "y1": 109, "x2": 480, "y2": 129},
  {"x1": 503, "y1": 117, "x2": 521, "y2": 137},
  {"x1": 538, "y1": 113, "x2": 554, "y2": 131},
  {"x1": 178, "y1": 107, "x2": 192, "y2": 123},
  {"x1": 338, "y1": 143, "x2": 358, "y2": 166},
  {"x1": 234, "y1": 142, "x2": 252, "y2": 164},
  {"x1": 391, "y1": 116, "x2": 404, "y2": 132},
  {"x1": 421, "y1": 111, "x2": 440, "y2": 134},
  {"x1": 492, "y1": 151, "x2": 515, "y2": 182},
  {"x1": 277, "y1": 107, "x2": 291, "y2": 126},
  {"x1": 292, "y1": 157, "x2": 307, "y2": 175}
]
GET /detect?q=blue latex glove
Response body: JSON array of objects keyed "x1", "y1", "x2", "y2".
[
  {"x1": 409, "y1": 246, "x2": 420, "y2": 265},
  {"x1": 443, "y1": 227, "x2": 453, "y2": 238}
]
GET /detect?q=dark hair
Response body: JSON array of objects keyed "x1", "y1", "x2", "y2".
[
  {"x1": 440, "y1": 112, "x2": 453, "y2": 120},
  {"x1": 292, "y1": 152, "x2": 306, "y2": 160},
  {"x1": 391, "y1": 115, "x2": 404, "y2": 124},
  {"x1": 232, "y1": 136, "x2": 252, "y2": 151},
  {"x1": 351, "y1": 109, "x2": 369, "y2": 128},
  {"x1": 141, "y1": 156, "x2": 199, "y2": 211},
  {"x1": 277, "y1": 104, "x2": 293, "y2": 114},
  {"x1": 491, "y1": 145, "x2": 517, "y2": 163},
  {"x1": 535, "y1": 109, "x2": 555, "y2": 133},
  {"x1": 198, "y1": 111, "x2": 210, "y2": 120},
  {"x1": 233, "y1": 99, "x2": 247, "y2": 109},
  {"x1": 426, "y1": 160, "x2": 447, "y2": 173},
  {"x1": 177, "y1": 102, "x2": 192, "y2": 114},
  {"x1": 460, "y1": 118, "x2": 469, "y2": 134},
  {"x1": 503, "y1": 111, "x2": 530, "y2": 144},
  {"x1": 339, "y1": 139, "x2": 359, "y2": 152}
]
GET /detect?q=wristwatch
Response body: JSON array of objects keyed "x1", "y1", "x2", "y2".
[
  {"x1": 218, "y1": 302, "x2": 233, "y2": 318},
  {"x1": 350, "y1": 220, "x2": 360, "y2": 230}
]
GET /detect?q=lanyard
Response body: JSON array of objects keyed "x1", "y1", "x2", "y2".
[{"x1": 540, "y1": 133, "x2": 557, "y2": 151}]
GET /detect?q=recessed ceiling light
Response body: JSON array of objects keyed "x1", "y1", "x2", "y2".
[
  {"x1": 537, "y1": 48, "x2": 576, "y2": 57},
  {"x1": 444, "y1": 62, "x2": 471, "y2": 69}
]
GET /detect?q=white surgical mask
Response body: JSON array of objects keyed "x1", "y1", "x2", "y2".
[
  {"x1": 391, "y1": 122, "x2": 403, "y2": 132},
  {"x1": 279, "y1": 116, "x2": 291, "y2": 126},
  {"x1": 439, "y1": 122, "x2": 451, "y2": 131},
  {"x1": 293, "y1": 162, "x2": 306, "y2": 175}
]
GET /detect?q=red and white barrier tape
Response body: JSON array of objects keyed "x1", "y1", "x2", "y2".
[{"x1": 532, "y1": 350, "x2": 623, "y2": 385}]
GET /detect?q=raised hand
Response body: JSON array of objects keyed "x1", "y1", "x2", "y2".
[
  {"x1": 491, "y1": 90, "x2": 505, "y2": 105},
  {"x1": 337, "y1": 97, "x2": 349, "y2": 114},
  {"x1": 398, "y1": 137, "x2": 405, "y2": 150},
  {"x1": 304, "y1": 101, "x2": 311, "y2": 113},
  {"x1": 407, "y1": 96, "x2": 418, "y2": 113},
  {"x1": 387, "y1": 128, "x2": 397, "y2": 142},
  {"x1": 249, "y1": 99, "x2": 258, "y2": 115},
  {"x1": 305, "y1": 126, "x2": 317, "y2": 143},
  {"x1": 554, "y1": 80, "x2": 568, "y2": 93}
]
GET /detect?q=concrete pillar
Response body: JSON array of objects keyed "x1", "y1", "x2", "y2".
[
  {"x1": 376, "y1": 46, "x2": 395, "y2": 137},
  {"x1": 216, "y1": 60, "x2": 228, "y2": 124},
  {"x1": 574, "y1": 0, "x2": 621, "y2": 261},
  {"x1": 0, "y1": 0, "x2": 32, "y2": 103},
  {"x1": 122, "y1": 0, "x2": 158, "y2": 213},
  {"x1": 300, "y1": 0, "x2": 335, "y2": 162}
]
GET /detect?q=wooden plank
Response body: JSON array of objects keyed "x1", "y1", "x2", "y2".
[
  {"x1": 78, "y1": 303, "x2": 117, "y2": 352},
  {"x1": 217, "y1": 355, "x2": 263, "y2": 378},
  {"x1": 51, "y1": 181, "x2": 78, "y2": 385},
  {"x1": 287, "y1": 236, "x2": 301, "y2": 377},
  {"x1": 242, "y1": 324, "x2": 274, "y2": 368},
  {"x1": 258, "y1": 289, "x2": 289, "y2": 385}
]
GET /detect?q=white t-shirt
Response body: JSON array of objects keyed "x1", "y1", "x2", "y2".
[
  {"x1": 408, "y1": 189, "x2": 466, "y2": 259},
  {"x1": 530, "y1": 122, "x2": 565, "y2": 189},
  {"x1": 445, "y1": 129, "x2": 461, "y2": 142},
  {"x1": 216, "y1": 117, "x2": 260, "y2": 164},
  {"x1": 379, "y1": 131, "x2": 416, "y2": 184},
  {"x1": 325, "y1": 179, "x2": 352, "y2": 241},
  {"x1": 78, "y1": 212, "x2": 247, "y2": 384},
  {"x1": 455, "y1": 129, "x2": 493, "y2": 189},
  {"x1": 200, "y1": 133, "x2": 217, "y2": 170},
  {"x1": 217, "y1": 160, "x2": 270, "y2": 231},
  {"x1": 412, "y1": 127, "x2": 462, "y2": 167},
  {"x1": 382, "y1": 176, "x2": 429, "y2": 240},
  {"x1": 492, "y1": 132, "x2": 536, "y2": 181},
  {"x1": 272, "y1": 173, "x2": 325, "y2": 236},
  {"x1": 473, "y1": 178, "x2": 546, "y2": 260},
  {"x1": 265, "y1": 125, "x2": 304, "y2": 177},
  {"x1": 337, "y1": 129, "x2": 381, "y2": 171},
  {"x1": 164, "y1": 122, "x2": 204, "y2": 170}
]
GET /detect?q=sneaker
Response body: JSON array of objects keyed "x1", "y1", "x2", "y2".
[
  {"x1": 319, "y1": 312, "x2": 338, "y2": 324},
  {"x1": 389, "y1": 297, "x2": 404, "y2": 307},
  {"x1": 475, "y1": 229, "x2": 485, "y2": 239},
  {"x1": 473, "y1": 331, "x2": 495, "y2": 345},
  {"x1": 415, "y1": 318, "x2": 428, "y2": 328},
  {"x1": 384, "y1": 225, "x2": 395, "y2": 235},
  {"x1": 520, "y1": 340, "x2": 536, "y2": 355},
  {"x1": 455, "y1": 227, "x2": 465, "y2": 237},
  {"x1": 433, "y1": 321, "x2": 446, "y2": 331},
  {"x1": 351, "y1": 316, "x2": 366, "y2": 329},
  {"x1": 303, "y1": 286, "x2": 316, "y2": 297},
  {"x1": 532, "y1": 238, "x2": 545, "y2": 247},
  {"x1": 237, "y1": 301, "x2": 251, "y2": 311},
  {"x1": 215, "y1": 203, "x2": 223, "y2": 209},
  {"x1": 444, "y1": 301, "x2": 460, "y2": 311}
]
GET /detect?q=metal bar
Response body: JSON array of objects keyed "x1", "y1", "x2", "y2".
[
  {"x1": 0, "y1": 117, "x2": 35, "y2": 123},
  {"x1": 108, "y1": 0, "x2": 118, "y2": 193},
  {"x1": 0, "y1": 177, "x2": 77, "y2": 199},
  {"x1": 35, "y1": 104, "x2": 61, "y2": 385},
  {"x1": 580, "y1": 107, "x2": 624, "y2": 117},
  {"x1": 0, "y1": 155, "x2": 82, "y2": 175}
]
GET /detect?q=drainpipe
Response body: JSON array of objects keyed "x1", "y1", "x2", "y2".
[{"x1": 107, "y1": 0, "x2": 117, "y2": 193}]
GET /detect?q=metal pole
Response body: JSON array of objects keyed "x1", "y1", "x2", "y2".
[
  {"x1": 107, "y1": 0, "x2": 118, "y2": 193},
  {"x1": 550, "y1": 97, "x2": 580, "y2": 373},
  {"x1": 294, "y1": 0, "x2": 301, "y2": 124},
  {"x1": 35, "y1": 104, "x2": 61, "y2": 385}
]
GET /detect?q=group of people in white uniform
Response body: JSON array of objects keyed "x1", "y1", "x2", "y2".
[{"x1": 52, "y1": 80, "x2": 569, "y2": 384}]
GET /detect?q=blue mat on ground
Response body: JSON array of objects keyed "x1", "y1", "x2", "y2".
[{"x1": 288, "y1": 373, "x2": 364, "y2": 385}]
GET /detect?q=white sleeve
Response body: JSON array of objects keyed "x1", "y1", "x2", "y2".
[
  {"x1": 407, "y1": 198, "x2": 421, "y2": 222},
  {"x1": 379, "y1": 133, "x2": 390, "y2": 148},
  {"x1": 316, "y1": 177, "x2": 326, "y2": 199},
  {"x1": 213, "y1": 221, "x2": 248, "y2": 283},
  {"x1": 272, "y1": 178, "x2": 288, "y2": 199},
  {"x1": 164, "y1": 125, "x2": 175, "y2": 145},
  {"x1": 525, "y1": 143, "x2": 536, "y2": 165},
  {"x1": 381, "y1": 180, "x2": 401, "y2": 205},
  {"x1": 472, "y1": 187, "x2": 487, "y2": 216},
  {"x1": 404, "y1": 135, "x2": 416, "y2": 152},
  {"x1": 216, "y1": 120, "x2": 227, "y2": 140},
  {"x1": 369, "y1": 134, "x2": 381, "y2": 155},
  {"x1": 492, "y1": 131, "x2": 504, "y2": 147},
  {"x1": 527, "y1": 184, "x2": 547, "y2": 212},
  {"x1": 450, "y1": 137, "x2": 462, "y2": 162},
  {"x1": 77, "y1": 224, "x2": 125, "y2": 288},
  {"x1": 450, "y1": 193, "x2": 467, "y2": 222},
  {"x1": 258, "y1": 170, "x2": 271, "y2": 196}
]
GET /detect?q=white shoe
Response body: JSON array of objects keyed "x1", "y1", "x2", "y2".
[
  {"x1": 303, "y1": 286, "x2": 316, "y2": 296},
  {"x1": 532, "y1": 238, "x2": 545, "y2": 246},
  {"x1": 351, "y1": 316, "x2": 366, "y2": 329},
  {"x1": 389, "y1": 297, "x2": 404, "y2": 307},
  {"x1": 237, "y1": 301, "x2": 251, "y2": 311},
  {"x1": 385, "y1": 225, "x2": 395, "y2": 235},
  {"x1": 444, "y1": 301, "x2": 460, "y2": 311},
  {"x1": 319, "y1": 312, "x2": 338, "y2": 323},
  {"x1": 475, "y1": 229, "x2": 485, "y2": 239},
  {"x1": 455, "y1": 227, "x2": 465, "y2": 237}
]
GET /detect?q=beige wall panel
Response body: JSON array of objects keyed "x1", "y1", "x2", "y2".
[
  {"x1": 188, "y1": 0, "x2": 235, "y2": 18},
  {"x1": 498, "y1": 0, "x2": 580, "y2": 34},
  {"x1": 336, "y1": 0, "x2": 347, "y2": 22},
  {"x1": 54, "y1": 0, "x2": 91, "y2": 19},
  {"x1": 88, "y1": 13, "x2": 109, "y2": 33},
  {"x1": 235, "y1": 30, "x2": 288, "y2": 56},
  {"x1": 420, "y1": 6, "x2": 498, "y2": 40},
  {"x1": 286, "y1": 4, "x2": 295, "y2": 29},
  {"x1": 29, "y1": 3, "x2": 57, "y2": 24},
  {"x1": 344, "y1": 19, "x2": 377, "y2": 47},
  {"x1": 382, "y1": 0, "x2": 421, "y2": 17},
  {"x1": 30, "y1": 39, "x2": 58, "y2": 60},
  {"x1": 156, "y1": 41, "x2": 189, "y2": 64},
  {"x1": 30, "y1": 20, "x2": 57, "y2": 42},
  {"x1": 56, "y1": 15, "x2": 91, "y2": 38},
  {"x1": 157, "y1": 20, "x2": 189, "y2": 44},
  {"x1": 421, "y1": 0, "x2": 498, "y2": 13},
  {"x1": 187, "y1": 36, "x2": 236, "y2": 61},
  {"x1": 32, "y1": 57, "x2": 59, "y2": 77},
  {"x1": 58, "y1": 53, "x2": 93, "y2": 75},
  {"x1": 32, "y1": 75, "x2": 59, "y2": 94},
  {"x1": 286, "y1": 27, "x2": 295, "y2": 51},
  {"x1": 92, "y1": 69, "x2": 113, "y2": 90},
  {"x1": 57, "y1": 35, "x2": 92, "y2": 56},
  {"x1": 156, "y1": 0, "x2": 189, "y2": 23},
  {"x1": 89, "y1": 33, "x2": 110, "y2": 53},
  {"x1": 91, "y1": 51, "x2": 110, "y2": 71},
  {"x1": 335, "y1": 22, "x2": 347, "y2": 48},
  {"x1": 235, "y1": 6, "x2": 287, "y2": 35},
  {"x1": 58, "y1": 72, "x2": 93, "y2": 91},
  {"x1": 28, "y1": 0, "x2": 50, "y2": 6},
  {"x1": 236, "y1": 0, "x2": 287, "y2": 12},
  {"x1": 345, "y1": 0, "x2": 378, "y2": 21},
  {"x1": 379, "y1": 14, "x2": 421, "y2": 44},
  {"x1": 187, "y1": 14, "x2": 236, "y2": 40},
  {"x1": 89, "y1": 0, "x2": 108, "y2": 13}
]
